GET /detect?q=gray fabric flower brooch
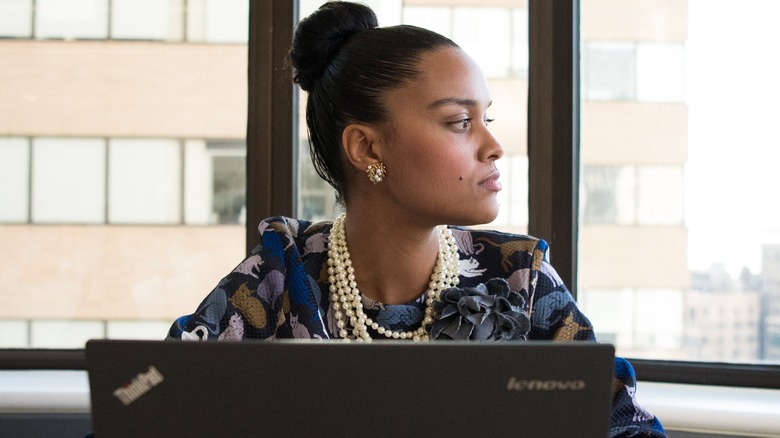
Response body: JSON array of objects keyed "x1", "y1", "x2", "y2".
[{"x1": 429, "y1": 278, "x2": 531, "y2": 341}]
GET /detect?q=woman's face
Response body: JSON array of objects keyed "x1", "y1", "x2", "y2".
[{"x1": 377, "y1": 46, "x2": 504, "y2": 226}]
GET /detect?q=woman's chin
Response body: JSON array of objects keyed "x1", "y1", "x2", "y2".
[{"x1": 451, "y1": 206, "x2": 500, "y2": 227}]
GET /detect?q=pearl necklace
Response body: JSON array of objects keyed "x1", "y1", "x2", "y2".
[{"x1": 327, "y1": 213, "x2": 460, "y2": 341}]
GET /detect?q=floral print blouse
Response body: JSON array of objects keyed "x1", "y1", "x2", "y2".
[{"x1": 167, "y1": 216, "x2": 667, "y2": 438}]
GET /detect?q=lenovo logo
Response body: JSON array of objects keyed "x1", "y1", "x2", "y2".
[
  {"x1": 113, "y1": 365, "x2": 164, "y2": 406},
  {"x1": 506, "y1": 376, "x2": 586, "y2": 391}
]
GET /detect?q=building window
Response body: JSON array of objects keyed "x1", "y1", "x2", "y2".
[
  {"x1": 0, "y1": 0, "x2": 249, "y2": 43},
  {"x1": 584, "y1": 42, "x2": 636, "y2": 101},
  {"x1": 584, "y1": 42, "x2": 685, "y2": 103},
  {"x1": 0, "y1": 136, "x2": 246, "y2": 227},
  {"x1": 183, "y1": 139, "x2": 246, "y2": 225},
  {"x1": 0, "y1": 137, "x2": 30, "y2": 222},
  {"x1": 0, "y1": 0, "x2": 33, "y2": 38},
  {"x1": 453, "y1": 8, "x2": 512, "y2": 78},
  {"x1": 402, "y1": 7, "x2": 451, "y2": 40},
  {"x1": 108, "y1": 139, "x2": 182, "y2": 224},
  {"x1": 35, "y1": 0, "x2": 109, "y2": 40},
  {"x1": 582, "y1": 166, "x2": 635, "y2": 225},
  {"x1": 31, "y1": 138, "x2": 106, "y2": 224},
  {"x1": 186, "y1": 0, "x2": 249, "y2": 44},
  {"x1": 111, "y1": 0, "x2": 185, "y2": 41},
  {"x1": 210, "y1": 142, "x2": 246, "y2": 225}
]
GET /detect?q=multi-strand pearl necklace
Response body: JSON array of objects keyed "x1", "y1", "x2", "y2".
[{"x1": 327, "y1": 213, "x2": 460, "y2": 341}]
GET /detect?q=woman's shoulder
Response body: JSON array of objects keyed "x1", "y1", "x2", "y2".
[
  {"x1": 449, "y1": 226, "x2": 549, "y2": 275},
  {"x1": 256, "y1": 216, "x2": 333, "y2": 257},
  {"x1": 449, "y1": 226, "x2": 546, "y2": 252},
  {"x1": 258, "y1": 216, "x2": 333, "y2": 238}
]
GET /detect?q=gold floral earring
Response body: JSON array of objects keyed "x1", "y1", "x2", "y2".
[{"x1": 366, "y1": 162, "x2": 387, "y2": 184}]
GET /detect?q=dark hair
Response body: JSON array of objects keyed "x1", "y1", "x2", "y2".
[{"x1": 289, "y1": 1, "x2": 458, "y2": 204}]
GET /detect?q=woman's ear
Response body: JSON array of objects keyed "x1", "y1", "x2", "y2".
[{"x1": 342, "y1": 123, "x2": 383, "y2": 172}]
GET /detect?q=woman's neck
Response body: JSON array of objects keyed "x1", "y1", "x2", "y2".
[{"x1": 341, "y1": 208, "x2": 441, "y2": 305}]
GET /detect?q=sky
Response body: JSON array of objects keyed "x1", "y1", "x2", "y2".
[{"x1": 685, "y1": 0, "x2": 780, "y2": 276}]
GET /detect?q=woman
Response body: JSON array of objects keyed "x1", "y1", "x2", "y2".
[{"x1": 168, "y1": 2, "x2": 666, "y2": 436}]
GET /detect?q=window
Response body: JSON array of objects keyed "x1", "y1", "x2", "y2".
[
  {"x1": 187, "y1": 0, "x2": 249, "y2": 43},
  {"x1": 111, "y1": 0, "x2": 185, "y2": 41},
  {"x1": 0, "y1": 2, "x2": 248, "y2": 348},
  {"x1": 0, "y1": 0, "x2": 33, "y2": 38},
  {"x1": 582, "y1": 166, "x2": 635, "y2": 225},
  {"x1": 32, "y1": 138, "x2": 106, "y2": 224},
  {"x1": 0, "y1": 0, "x2": 247, "y2": 43},
  {"x1": 580, "y1": 0, "x2": 780, "y2": 370},
  {"x1": 583, "y1": 43, "x2": 636, "y2": 101},
  {"x1": 35, "y1": 0, "x2": 109, "y2": 40},
  {"x1": 452, "y1": 8, "x2": 513, "y2": 78},
  {"x1": 581, "y1": 165, "x2": 684, "y2": 226},
  {"x1": 210, "y1": 142, "x2": 247, "y2": 225},
  {"x1": 108, "y1": 139, "x2": 182, "y2": 224},
  {"x1": 0, "y1": 137, "x2": 30, "y2": 222},
  {"x1": 184, "y1": 140, "x2": 247, "y2": 225}
]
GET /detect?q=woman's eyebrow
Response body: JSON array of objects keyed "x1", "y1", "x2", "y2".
[
  {"x1": 427, "y1": 97, "x2": 492, "y2": 110},
  {"x1": 427, "y1": 97, "x2": 477, "y2": 109}
]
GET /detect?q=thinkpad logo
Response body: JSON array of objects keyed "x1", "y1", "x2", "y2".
[
  {"x1": 506, "y1": 376, "x2": 586, "y2": 391},
  {"x1": 113, "y1": 365, "x2": 164, "y2": 406}
]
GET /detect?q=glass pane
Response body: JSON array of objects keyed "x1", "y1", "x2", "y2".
[
  {"x1": 31, "y1": 138, "x2": 106, "y2": 224},
  {"x1": 0, "y1": 137, "x2": 30, "y2": 222},
  {"x1": 296, "y1": 1, "x2": 530, "y2": 235},
  {"x1": 579, "y1": 0, "x2": 780, "y2": 364},
  {"x1": 111, "y1": 0, "x2": 184, "y2": 41},
  {"x1": 402, "y1": 7, "x2": 451, "y2": 38},
  {"x1": 181, "y1": 139, "x2": 245, "y2": 226},
  {"x1": 0, "y1": 0, "x2": 33, "y2": 38},
  {"x1": 108, "y1": 139, "x2": 182, "y2": 224},
  {"x1": 35, "y1": 0, "x2": 109, "y2": 40},
  {"x1": 452, "y1": 8, "x2": 512, "y2": 78},
  {"x1": 187, "y1": 0, "x2": 249, "y2": 43},
  {"x1": 582, "y1": 166, "x2": 636, "y2": 225},
  {"x1": 583, "y1": 42, "x2": 636, "y2": 101},
  {"x1": 212, "y1": 152, "x2": 246, "y2": 225},
  {"x1": 0, "y1": 4, "x2": 247, "y2": 348}
]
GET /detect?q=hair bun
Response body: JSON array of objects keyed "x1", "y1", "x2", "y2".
[{"x1": 290, "y1": 1, "x2": 378, "y2": 92}]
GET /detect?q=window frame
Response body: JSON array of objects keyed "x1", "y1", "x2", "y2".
[
  {"x1": 526, "y1": 0, "x2": 779, "y2": 389},
  {"x1": 3, "y1": 0, "x2": 779, "y2": 391}
]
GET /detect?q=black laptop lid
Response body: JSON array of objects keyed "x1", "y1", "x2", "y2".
[{"x1": 86, "y1": 339, "x2": 614, "y2": 438}]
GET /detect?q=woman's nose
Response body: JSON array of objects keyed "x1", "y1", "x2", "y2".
[{"x1": 480, "y1": 125, "x2": 504, "y2": 162}]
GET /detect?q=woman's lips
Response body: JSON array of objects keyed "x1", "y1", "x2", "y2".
[{"x1": 479, "y1": 172, "x2": 502, "y2": 192}]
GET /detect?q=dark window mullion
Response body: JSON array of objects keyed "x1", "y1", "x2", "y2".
[
  {"x1": 527, "y1": 0, "x2": 580, "y2": 295},
  {"x1": 246, "y1": 0, "x2": 298, "y2": 255}
]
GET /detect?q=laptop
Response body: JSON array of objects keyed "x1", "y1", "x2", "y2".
[{"x1": 86, "y1": 339, "x2": 614, "y2": 437}]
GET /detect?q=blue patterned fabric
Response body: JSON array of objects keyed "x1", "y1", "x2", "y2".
[{"x1": 168, "y1": 216, "x2": 666, "y2": 437}]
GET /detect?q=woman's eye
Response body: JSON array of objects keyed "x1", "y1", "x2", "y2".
[
  {"x1": 449, "y1": 118, "x2": 472, "y2": 131},
  {"x1": 447, "y1": 117, "x2": 494, "y2": 132}
]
